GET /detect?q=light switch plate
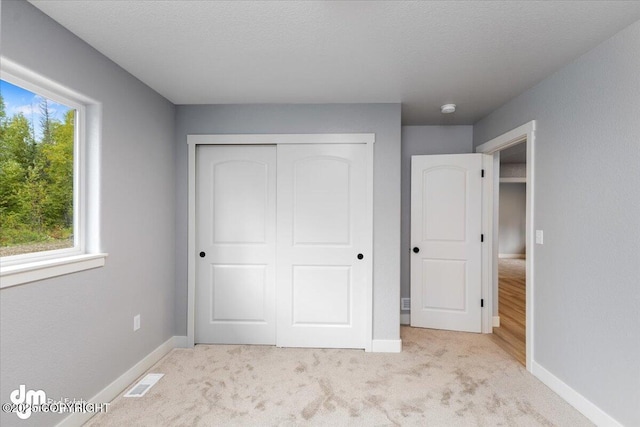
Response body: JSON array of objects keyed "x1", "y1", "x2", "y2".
[{"x1": 535, "y1": 230, "x2": 544, "y2": 245}]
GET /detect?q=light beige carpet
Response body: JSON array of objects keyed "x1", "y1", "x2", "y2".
[{"x1": 86, "y1": 327, "x2": 592, "y2": 426}]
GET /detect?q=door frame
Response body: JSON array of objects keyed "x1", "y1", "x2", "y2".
[
  {"x1": 186, "y1": 133, "x2": 375, "y2": 350},
  {"x1": 476, "y1": 121, "x2": 536, "y2": 371}
]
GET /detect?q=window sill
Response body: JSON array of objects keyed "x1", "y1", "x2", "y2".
[{"x1": 0, "y1": 253, "x2": 108, "y2": 289}]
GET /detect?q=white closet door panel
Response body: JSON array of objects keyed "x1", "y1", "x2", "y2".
[
  {"x1": 196, "y1": 145, "x2": 276, "y2": 345},
  {"x1": 277, "y1": 144, "x2": 368, "y2": 349}
]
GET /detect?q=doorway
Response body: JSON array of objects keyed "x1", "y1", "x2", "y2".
[
  {"x1": 491, "y1": 143, "x2": 527, "y2": 365},
  {"x1": 476, "y1": 121, "x2": 535, "y2": 371}
]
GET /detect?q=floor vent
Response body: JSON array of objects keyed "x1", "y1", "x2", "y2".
[
  {"x1": 124, "y1": 373, "x2": 164, "y2": 398},
  {"x1": 401, "y1": 298, "x2": 411, "y2": 311}
]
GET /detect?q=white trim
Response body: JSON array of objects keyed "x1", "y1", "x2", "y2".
[
  {"x1": 499, "y1": 253, "x2": 526, "y2": 259},
  {"x1": 0, "y1": 254, "x2": 107, "y2": 289},
  {"x1": 532, "y1": 361, "x2": 623, "y2": 427},
  {"x1": 481, "y1": 154, "x2": 494, "y2": 333},
  {"x1": 56, "y1": 336, "x2": 186, "y2": 427},
  {"x1": 363, "y1": 137, "x2": 374, "y2": 352},
  {"x1": 500, "y1": 177, "x2": 526, "y2": 183},
  {"x1": 187, "y1": 134, "x2": 375, "y2": 350},
  {"x1": 187, "y1": 139, "x2": 197, "y2": 348},
  {"x1": 400, "y1": 313, "x2": 410, "y2": 325},
  {"x1": 188, "y1": 133, "x2": 375, "y2": 146},
  {"x1": 492, "y1": 316, "x2": 500, "y2": 327},
  {"x1": 477, "y1": 120, "x2": 536, "y2": 372},
  {"x1": 371, "y1": 339, "x2": 402, "y2": 353},
  {"x1": 476, "y1": 121, "x2": 535, "y2": 154}
]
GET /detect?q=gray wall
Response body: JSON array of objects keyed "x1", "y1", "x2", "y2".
[
  {"x1": 498, "y1": 183, "x2": 526, "y2": 255},
  {"x1": 400, "y1": 126, "x2": 473, "y2": 319},
  {"x1": 0, "y1": 2, "x2": 176, "y2": 426},
  {"x1": 175, "y1": 104, "x2": 402, "y2": 340},
  {"x1": 474, "y1": 20, "x2": 640, "y2": 426}
]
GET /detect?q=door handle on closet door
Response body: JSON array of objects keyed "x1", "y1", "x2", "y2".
[{"x1": 412, "y1": 247, "x2": 420, "y2": 253}]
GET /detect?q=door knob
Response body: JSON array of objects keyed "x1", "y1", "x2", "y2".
[
  {"x1": 357, "y1": 253, "x2": 364, "y2": 260},
  {"x1": 199, "y1": 251, "x2": 206, "y2": 258},
  {"x1": 412, "y1": 247, "x2": 420, "y2": 253}
]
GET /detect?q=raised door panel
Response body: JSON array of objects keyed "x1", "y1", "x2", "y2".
[
  {"x1": 212, "y1": 161, "x2": 268, "y2": 244},
  {"x1": 422, "y1": 167, "x2": 467, "y2": 242},
  {"x1": 292, "y1": 266, "x2": 351, "y2": 325},
  {"x1": 293, "y1": 158, "x2": 350, "y2": 245}
]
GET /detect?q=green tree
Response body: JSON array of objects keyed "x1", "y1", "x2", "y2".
[
  {"x1": 19, "y1": 164, "x2": 47, "y2": 230},
  {"x1": 39, "y1": 97, "x2": 53, "y2": 145},
  {"x1": 2, "y1": 113, "x2": 36, "y2": 168},
  {"x1": 0, "y1": 93, "x2": 6, "y2": 128},
  {"x1": 41, "y1": 110, "x2": 74, "y2": 227},
  {"x1": 0, "y1": 159, "x2": 25, "y2": 216}
]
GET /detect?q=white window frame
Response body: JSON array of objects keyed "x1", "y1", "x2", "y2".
[{"x1": 0, "y1": 58, "x2": 106, "y2": 288}]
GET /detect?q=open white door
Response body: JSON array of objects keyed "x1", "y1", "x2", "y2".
[
  {"x1": 195, "y1": 146, "x2": 277, "y2": 344},
  {"x1": 410, "y1": 154, "x2": 483, "y2": 333},
  {"x1": 276, "y1": 144, "x2": 369, "y2": 349}
]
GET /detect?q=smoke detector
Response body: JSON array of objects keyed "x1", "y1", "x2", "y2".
[{"x1": 441, "y1": 104, "x2": 456, "y2": 114}]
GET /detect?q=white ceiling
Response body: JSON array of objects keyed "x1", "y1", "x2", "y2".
[{"x1": 29, "y1": 1, "x2": 640, "y2": 125}]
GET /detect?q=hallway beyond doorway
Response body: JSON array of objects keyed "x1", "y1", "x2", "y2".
[{"x1": 490, "y1": 258, "x2": 526, "y2": 365}]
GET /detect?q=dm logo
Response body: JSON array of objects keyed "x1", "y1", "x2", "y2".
[{"x1": 10, "y1": 385, "x2": 46, "y2": 420}]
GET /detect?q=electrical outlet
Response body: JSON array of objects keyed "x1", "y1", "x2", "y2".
[{"x1": 133, "y1": 314, "x2": 141, "y2": 331}]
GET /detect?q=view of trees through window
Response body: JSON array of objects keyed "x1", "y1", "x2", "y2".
[{"x1": 0, "y1": 79, "x2": 76, "y2": 257}]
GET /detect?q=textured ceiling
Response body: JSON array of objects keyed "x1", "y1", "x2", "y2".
[{"x1": 28, "y1": 1, "x2": 640, "y2": 125}]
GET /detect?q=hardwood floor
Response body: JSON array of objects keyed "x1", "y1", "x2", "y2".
[{"x1": 490, "y1": 258, "x2": 526, "y2": 366}]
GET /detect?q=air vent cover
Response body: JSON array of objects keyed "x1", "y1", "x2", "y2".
[{"x1": 124, "y1": 373, "x2": 164, "y2": 398}]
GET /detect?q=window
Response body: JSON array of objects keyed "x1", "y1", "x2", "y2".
[
  {"x1": 0, "y1": 59, "x2": 105, "y2": 288},
  {"x1": 0, "y1": 80, "x2": 76, "y2": 257}
]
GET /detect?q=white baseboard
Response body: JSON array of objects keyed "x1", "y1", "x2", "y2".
[
  {"x1": 532, "y1": 361, "x2": 623, "y2": 427},
  {"x1": 372, "y1": 339, "x2": 402, "y2": 353},
  {"x1": 492, "y1": 316, "x2": 500, "y2": 327},
  {"x1": 56, "y1": 335, "x2": 185, "y2": 427},
  {"x1": 400, "y1": 313, "x2": 410, "y2": 325},
  {"x1": 499, "y1": 253, "x2": 526, "y2": 259}
]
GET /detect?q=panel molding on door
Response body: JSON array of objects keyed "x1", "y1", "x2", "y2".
[
  {"x1": 410, "y1": 154, "x2": 483, "y2": 333},
  {"x1": 195, "y1": 145, "x2": 277, "y2": 344},
  {"x1": 277, "y1": 144, "x2": 369, "y2": 349}
]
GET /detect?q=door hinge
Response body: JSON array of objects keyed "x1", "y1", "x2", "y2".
[
  {"x1": 481, "y1": 234, "x2": 484, "y2": 242},
  {"x1": 481, "y1": 299, "x2": 484, "y2": 308},
  {"x1": 481, "y1": 169, "x2": 485, "y2": 178}
]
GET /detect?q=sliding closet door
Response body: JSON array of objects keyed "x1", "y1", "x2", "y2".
[
  {"x1": 276, "y1": 144, "x2": 369, "y2": 349},
  {"x1": 195, "y1": 145, "x2": 277, "y2": 344}
]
